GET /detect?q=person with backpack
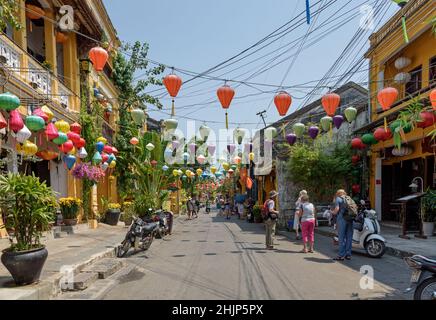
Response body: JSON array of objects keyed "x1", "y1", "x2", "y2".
[
  {"x1": 263, "y1": 191, "x2": 279, "y2": 250},
  {"x1": 332, "y1": 189, "x2": 358, "y2": 261}
]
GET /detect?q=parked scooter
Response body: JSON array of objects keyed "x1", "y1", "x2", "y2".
[
  {"x1": 334, "y1": 200, "x2": 386, "y2": 258},
  {"x1": 404, "y1": 255, "x2": 436, "y2": 300},
  {"x1": 116, "y1": 216, "x2": 158, "y2": 258}
]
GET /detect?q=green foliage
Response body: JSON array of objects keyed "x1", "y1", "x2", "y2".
[
  {"x1": 422, "y1": 189, "x2": 436, "y2": 222},
  {"x1": 286, "y1": 143, "x2": 355, "y2": 202},
  {"x1": 0, "y1": 173, "x2": 57, "y2": 252},
  {"x1": 393, "y1": 97, "x2": 424, "y2": 149},
  {"x1": 0, "y1": 0, "x2": 22, "y2": 31},
  {"x1": 253, "y1": 205, "x2": 263, "y2": 222}
]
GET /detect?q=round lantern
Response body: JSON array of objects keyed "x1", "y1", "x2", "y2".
[
  {"x1": 146, "y1": 143, "x2": 155, "y2": 151},
  {"x1": 164, "y1": 118, "x2": 178, "y2": 131},
  {"x1": 92, "y1": 152, "x2": 103, "y2": 165},
  {"x1": 351, "y1": 138, "x2": 365, "y2": 150},
  {"x1": 430, "y1": 89, "x2": 436, "y2": 110},
  {"x1": 352, "y1": 155, "x2": 360, "y2": 165},
  {"x1": 377, "y1": 87, "x2": 399, "y2": 111},
  {"x1": 131, "y1": 109, "x2": 147, "y2": 126},
  {"x1": 53, "y1": 132, "x2": 68, "y2": 145},
  {"x1": 41, "y1": 106, "x2": 54, "y2": 122},
  {"x1": 344, "y1": 107, "x2": 358, "y2": 123},
  {"x1": 292, "y1": 123, "x2": 305, "y2": 138},
  {"x1": 59, "y1": 140, "x2": 74, "y2": 154},
  {"x1": 97, "y1": 136, "x2": 107, "y2": 144},
  {"x1": 109, "y1": 161, "x2": 117, "y2": 169},
  {"x1": 77, "y1": 147, "x2": 88, "y2": 159},
  {"x1": 162, "y1": 165, "x2": 169, "y2": 172},
  {"x1": 197, "y1": 155, "x2": 206, "y2": 164},
  {"x1": 67, "y1": 132, "x2": 81, "y2": 145},
  {"x1": 103, "y1": 145, "x2": 113, "y2": 154},
  {"x1": 394, "y1": 72, "x2": 411, "y2": 84},
  {"x1": 96, "y1": 141, "x2": 105, "y2": 153},
  {"x1": 394, "y1": 57, "x2": 411, "y2": 70},
  {"x1": 130, "y1": 137, "x2": 139, "y2": 146},
  {"x1": 36, "y1": 150, "x2": 59, "y2": 161},
  {"x1": 0, "y1": 92, "x2": 20, "y2": 111},
  {"x1": 199, "y1": 125, "x2": 211, "y2": 141},
  {"x1": 392, "y1": 146, "x2": 413, "y2": 157},
  {"x1": 417, "y1": 111, "x2": 435, "y2": 128},
  {"x1": 222, "y1": 163, "x2": 230, "y2": 171},
  {"x1": 286, "y1": 133, "x2": 297, "y2": 146},
  {"x1": 45, "y1": 122, "x2": 59, "y2": 141},
  {"x1": 265, "y1": 127, "x2": 278, "y2": 141},
  {"x1": 55, "y1": 120, "x2": 70, "y2": 133},
  {"x1": 89, "y1": 47, "x2": 109, "y2": 72},
  {"x1": 217, "y1": 84, "x2": 235, "y2": 129},
  {"x1": 274, "y1": 91, "x2": 292, "y2": 116},
  {"x1": 163, "y1": 73, "x2": 183, "y2": 117},
  {"x1": 374, "y1": 127, "x2": 392, "y2": 142},
  {"x1": 333, "y1": 115, "x2": 344, "y2": 130},
  {"x1": 25, "y1": 115, "x2": 45, "y2": 132},
  {"x1": 352, "y1": 184, "x2": 361, "y2": 195},
  {"x1": 70, "y1": 122, "x2": 82, "y2": 135},
  {"x1": 9, "y1": 110, "x2": 24, "y2": 133},
  {"x1": 75, "y1": 138, "x2": 86, "y2": 149},
  {"x1": 321, "y1": 116, "x2": 333, "y2": 132},
  {"x1": 22, "y1": 140, "x2": 38, "y2": 156},
  {"x1": 15, "y1": 125, "x2": 32, "y2": 144},
  {"x1": 322, "y1": 93, "x2": 341, "y2": 117},
  {"x1": 308, "y1": 126, "x2": 319, "y2": 140},
  {"x1": 361, "y1": 133, "x2": 378, "y2": 146},
  {"x1": 32, "y1": 108, "x2": 48, "y2": 123}
]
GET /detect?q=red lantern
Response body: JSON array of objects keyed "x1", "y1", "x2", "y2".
[
  {"x1": 417, "y1": 111, "x2": 435, "y2": 129},
  {"x1": 101, "y1": 153, "x2": 109, "y2": 163},
  {"x1": 59, "y1": 140, "x2": 74, "y2": 154},
  {"x1": 431, "y1": 89, "x2": 436, "y2": 110},
  {"x1": 70, "y1": 122, "x2": 82, "y2": 134},
  {"x1": 33, "y1": 108, "x2": 49, "y2": 123},
  {"x1": 352, "y1": 184, "x2": 361, "y2": 195},
  {"x1": 0, "y1": 112, "x2": 7, "y2": 130},
  {"x1": 45, "y1": 122, "x2": 59, "y2": 141},
  {"x1": 322, "y1": 93, "x2": 341, "y2": 117},
  {"x1": 352, "y1": 155, "x2": 360, "y2": 165},
  {"x1": 151, "y1": 160, "x2": 158, "y2": 167},
  {"x1": 67, "y1": 132, "x2": 81, "y2": 145},
  {"x1": 374, "y1": 127, "x2": 392, "y2": 142},
  {"x1": 217, "y1": 84, "x2": 235, "y2": 130},
  {"x1": 351, "y1": 138, "x2": 365, "y2": 150},
  {"x1": 75, "y1": 138, "x2": 86, "y2": 149},
  {"x1": 9, "y1": 110, "x2": 24, "y2": 133},
  {"x1": 377, "y1": 87, "x2": 398, "y2": 111},
  {"x1": 103, "y1": 145, "x2": 113, "y2": 154},
  {"x1": 274, "y1": 92, "x2": 292, "y2": 116},
  {"x1": 89, "y1": 47, "x2": 109, "y2": 72}
]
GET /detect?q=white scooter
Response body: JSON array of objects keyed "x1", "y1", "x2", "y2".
[{"x1": 334, "y1": 201, "x2": 386, "y2": 258}]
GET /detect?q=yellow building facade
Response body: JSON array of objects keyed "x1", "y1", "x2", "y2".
[
  {"x1": 364, "y1": 0, "x2": 436, "y2": 223},
  {"x1": 0, "y1": 0, "x2": 121, "y2": 224}
]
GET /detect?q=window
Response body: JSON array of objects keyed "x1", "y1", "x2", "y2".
[
  {"x1": 405, "y1": 65, "x2": 422, "y2": 96},
  {"x1": 430, "y1": 56, "x2": 436, "y2": 84}
]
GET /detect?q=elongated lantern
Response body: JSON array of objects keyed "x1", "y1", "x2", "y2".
[
  {"x1": 430, "y1": 89, "x2": 436, "y2": 110},
  {"x1": 25, "y1": 115, "x2": 45, "y2": 132},
  {"x1": 89, "y1": 47, "x2": 109, "y2": 72},
  {"x1": 378, "y1": 87, "x2": 399, "y2": 130},
  {"x1": 274, "y1": 91, "x2": 292, "y2": 116},
  {"x1": 163, "y1": 73, "x2": 182, "y2": 117},
  {"x1": 217, "y1": 84, "x2": 235, "y2": 130},
  {"x1": 164, "y1": 118, "x2": 178, "y2": 131},
  {"x1": 234, "y1": 127, "x2": 246, "y2": 145},
  {"x1": 53, "y1": 132, "x2": 68, "y2": 145},
  {"x1": 293, "y1": 123, "x2": 305, "y2": 139},
  {"x1": 22, "y1": 140, "x2": 38, "y2": 156},
  {"x1": 308, "y1": 126, "x2": 319, "y2": 140},
  {"x1": 344, "y1": 107, "x2": 358, "y2": 123},
  {"x1": 45, "y1": 122, "x2": 59, "y2": 141},
  {"x1": 9, "y1": 110, "x2": 24, "y2": 133},
  {"x1": 55, "y1": 120, "x2": 70, "y2": 133},
  {"x1": 286, "y1": 133, "x2": 297, "y2": 146},
  {"x1": 321, "y1": 116, "x2": 333, "y2": 132},
  {"x1": 333, "y1": 115, "x2": 344, "y2": 130},
  {"x1": 322, "y1": 93, "x2": 341, "y2": 117},
  {"x1": 131, "y1": 108, "x2": 147, "y2": 126},
  {"x1": 265, "y1": 127, "x2": 278, "y2": 141}
]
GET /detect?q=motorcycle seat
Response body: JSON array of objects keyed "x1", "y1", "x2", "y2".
[
  {"x1": 414, "y1": 255, "x2": 436, "y2": 265},
  {"x1": 143, "y1": 223, "x2": 157, "y2": 232}
]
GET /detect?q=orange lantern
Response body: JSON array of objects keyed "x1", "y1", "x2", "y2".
[
  {"x1": 89, "y1": 47, "x2": 109, "y2": 72},
  {"x1": 274, "y1": 91, "x2": 292, "y2": 116},
  {"x1": 26, "y1": 4, "x2": 45, "y2": 20},
  {"x1": 56, "y1": 32, "x2": 68, "y2": 44},
  {"x1": 430, "y1": 89, "x2": 436, "y2": 110},
  {"x1": 130, "y1": 137, "x2": 139, "y2": 146},
  {"x1": 217, "y1": 84, "x2": 235, "y2": 130},
  {"x1": 378, "y1": 87, "x2": 399, "y2": 130},
  {"x1": 163, "y1": 72, "x2": 183, "y2": 117},
  {"x1": 321, "y1": 93, "x2": 341, "y2": 117}
]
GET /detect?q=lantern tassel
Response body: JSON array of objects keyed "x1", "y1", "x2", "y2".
[
  {"x1": 401, "y1": 15, "x2": 409, "y2": 44},
  {"x1": 306, "y1": 0, "x2": 311, "y2": 24},
  {"x1": 225, "y1": 112, "x2": 229, "y2": 130},
  {"x1": 171, "y1": 99, "x2": 175, "y2": 117},
  {"x1": 384, "y1": 117, "x2": 388, "y2": 132}
]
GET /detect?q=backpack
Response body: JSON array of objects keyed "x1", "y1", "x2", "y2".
[
  {"x1": 262, "y1": 200, "x2": 277, "y2": 221},
  {"x1": 341, "y1": 196, "x2": 358, "y2": 222}
]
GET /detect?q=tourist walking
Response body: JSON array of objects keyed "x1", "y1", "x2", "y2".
[
  {"x1": 296, "y1": 194, "x2": 317, "y2": 253},
  {"x1": 332, "y1": 189, "x2": 354, "y2": 261},
  {"x1": 264, "y1": 190, "x2": 279, "y2": 250},
  {"x1": 186, "y1": 197, "x2": 194, "y2": 220},
  {"x1": 294, "y1": 190, "x2": 307, "y2": 240},
  {"x1": 225, "y1": 196, "x2": 231, "y2": 220}
]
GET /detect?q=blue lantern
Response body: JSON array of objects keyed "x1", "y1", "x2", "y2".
[
  {"x1": 162, "y1": 165, "x2": 169, "y2": 172},
  {"x1": 96, "y1": 141, "x2": 105, "y2": 153},
  {"x1": 63, "y1": 155, "x2": 76, "y2": 170}
]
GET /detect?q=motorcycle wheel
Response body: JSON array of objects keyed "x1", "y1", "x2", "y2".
[
  {"x1": 414, "y1": 277, "x2": 436, "y2": 300},
  {"x1": 141, "y1": 234, "x2": 154, "y2": 251},
  {"x1": 117, "y1": 241, "x2": 131, "y2": 258},
  {"x1": 365, "y1": 239, "x2": 386, "y2": 258},
  {"x1": 155, "y1": 229, "x2": 164, "y2": 239}
]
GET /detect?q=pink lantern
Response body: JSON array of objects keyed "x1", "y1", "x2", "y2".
[{"x1": 130, "y1": 137, "x2": 139, "y2": 146}]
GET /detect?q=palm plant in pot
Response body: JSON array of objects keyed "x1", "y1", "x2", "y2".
[
  {"x1": 0, "y1": 173, "x2": 57, "y2": 286},
  {"x1": 421, "y1": 189, "x2": 436, "y2": 237},
  {"x1": 59, "y1": 197, "x2": 82, "y2": 226}
]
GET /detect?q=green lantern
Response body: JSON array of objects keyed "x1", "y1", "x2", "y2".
[
  {"x1": 292, "y1": 123, "x2": 305, "y2": 138},
  {"x1": 130, "y1": 108, "x2": 146, "y2": 126},
  {"x1": 25, "y1": 115, "x2": 45, "y2": 132},
  {"x1": 0, "y1": 92, "x2": 20, "y2": 111},
  {"x1": 92, "y1": 152, "x2": 102, "y2": 165},
  {"x1": 181, "y1": 175, "x2": 188, "y2": 182},
  {"x1": 320, "y1": 116, "x2": 333, "y2": 132},
  {"x1": 164, "y1": 118, "x2": 179, "y2": 131},
  {"x1": 53, "y1": 132, "x2": 68, "y2": 145},
  {"x1": 390, "y1": 120, "x2": 412, "y2": 134},
  {"x1": 344, "y1": 107, "x2": 357, "y2": 123},
  {"x1": 361, "y1": 133, "x2": 378, "y2": 145},
  {"x1": 231, "y1": 164, "x2": 237, "y2": 171}
]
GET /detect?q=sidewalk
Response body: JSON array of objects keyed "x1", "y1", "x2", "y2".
[
  {"x1": 313, "y1": 225, "x2": 436, "y2": 258},
  {"x1": 0, "y1": 223, "x2": 126, "y2": 300}
]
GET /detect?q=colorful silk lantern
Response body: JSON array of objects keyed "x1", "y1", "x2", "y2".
[
  {"x1": 274, "y1": 91, "x2": 292, "y2": 116},
  {"x1": 9, "y1": 110, "x2": 24, "y2": 133},
  {"x1": 36, "y1": 150, "x2": 59, "y2": 161},
  {"x1": 265, "y1": 127, "x2": 278, "y2": 141},
  {"x1": 293, "y1": 123, "x2": 305, "y2": 138},
  {"x1": 22, "y1": 140, "x2": 38, "y2": 156},
  {"x1": 249, "y1": 152, "x2": 255, "y2": 162},
  {"x1": 351, "y1": 138, "x2": 365, "y2": 150},
  {"x1": 163, "y1": 118, "x2": 178, "y2": 131},
  {"x1": 53, "y1": 132, "x2": 68, "y2": 145},
  {"x1": 15, "y1": 125, "x2": 32, "y2": 144},
  {"x1": 361, "y1": 133, "x2": 378, "y2": 146},
  {"x1": 0, "y1": 112, "x2": 6, "y2": 130},
  {"x1": 211, "y1": 166, "x2": 217, "y2": 174},
  {"x1": 92, "y1": 152, "x2": 102, "y2": 165},
  {"x1": 101, "y1": 162, "x2": 109, "y2": 171},
  {"x1": 197, "y1": 155, "x2": 206, "y2": 164},
  {"x1": 95, "y1": 142, "x2": 104, "y2": 153},
  {"x1": 111, "y1": 147, "x2": 118, "y2": 155},
  {"x1": 32, "y1": 108, "x2": 48, "y2": 123},
  {"x1": 70, "y1": 122, "x2": 82, "y2": 134},
  {"x1": 97, "y1": 136, "x2": 107, "y2": 144},
  {"x1": 103, "y1": 145, "x2": 113, "y2": 154},
  {"x1": 222, "y1": 162, "x2": 230, "y2": 171},
  {"x1": 77, "y1": 147, "x2": 88, "y2": 159},
  {"x1": 217, "y1": 84, "x2": 235, "y2": 130},
  {"x1": 130, "y1": 137, "x2": 139, "y2": 146},
  {"x1": 286, "y1": 133, "x2": 297, "y2": 146},
  {"x1": 109, "y1": 161, "x2": 117, "y2": 169},
  {"x1": 75, "y1": 138, "x2": 86, "y2": 149},
  {"x1": 25, "y1": 115, "x2": 45, "y2": 132},
  {"x1": 0, "y1": 92, "x2": 20, "y2": 111},
  {"x1": 430, "y1": 89, "x2": 436, "y2": 110},
  {"x1": 146, "y1": 143, "x2": 155, "y2": 151},
  {"x1": 55, "y1": 120, "x2": 70, "y2": 133},
  {"x1": 68, "y1": 147, "x2": 76, "y2": 156},
  {"x1": 228, "y1": 169, "x2": 234, "y2": 175},
  {"x1": 417, "y1": 111, "x2": 436, "y2": 129},
  {"x1": 374, "y1": 127, "x2": 392, "y2": 142},
  {"x1": 196, "y1": 169, "x2": 203, "y2": 177},
  {"x1": 101, "y1": 153, "x2": 109, "y2": 164},
  {"x1": 344, "y1": 107, "x2": 358, "y2": 123},
  {"x1": 67, "y1": 132, "x2": 81, "y2": 145},
  {"x1": 63, "y1": 155, "x2": 76, "y2": 171},
  {"x1": 89, "y1": 47, "x2": 109, "y2": 72},
  {"x1": 163, "y1": 73, "x2": 183, "y2": 117},
  {"x1": 45, "y1": 122, "x2": 59, "y2": 141},
  {"x1": 59, "y1": 140, "x2": 74, "y2": 154},
  {"x1": 308, "y1": 126, "x2": 319, "y2": 140},
  {"x1": 107, "y1": 154, "x2": 116, "y2": 164},
  {"x1": 321, "y1": 116, "x2": 333, "y2": 132},
  {"x1": 233, "y1": 156, "x2": 242, "y2": 165},
  {"x1": 322, "y1": 93, "x2": 341, "y2": 117},
  {"x1": 333, "y1": 115, "x2": 344, "y2": 130},
  {"x1": 352, "y1": 184, "x2": 361, "y2": 195},
  {"x1": 199, "y1": 125, "x2": 211, "y2": 141},
  {"x1": 131, "y1": 109, "x2": 147, "y2": 126},
  {"x1": 378, "y1": 87, "x2": 399, "y2": 112}
]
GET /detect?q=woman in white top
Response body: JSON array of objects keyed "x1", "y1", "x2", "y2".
[
  {"x1": 296, "y1": 194, "x2": 317, "y2": 253},
  {"x1": 294, "y1": 190, "x2": 307, "y2": 240}
]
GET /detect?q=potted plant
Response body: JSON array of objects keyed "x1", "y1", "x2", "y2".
[
  {"x1": 121, "y1": 201, "x2": 134, "y2": 226},
  {"x1": 59, "y1": 197, "x2": 82, "y2": 226},
  {"x1": 422, "y1": 189, "x2": 436, "y2": 237},
  {"x1": 105, "y1": 203, "x2": 121, "y2": 226},
  {"x1": 0, "y1": 173, "x2": 57, "y2": 286},
  {"x1": 253, "y1": 205, "x2": 263, "y2": 223}
]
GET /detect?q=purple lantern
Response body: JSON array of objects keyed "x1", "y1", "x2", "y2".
[
  {"x1": 286, "y1": 134, "x2": 297, "y2": 146},
  {"x1": 308, "y1": 126, "x2": 319, "y2": 140},
  {"x1": 208, "y1": 144, "x2": 216, "y2": 155},
  {"x1": 172, "y1": 140, "x2": 180, "y2": 150},
  {"x1": 333, "y1": 115, "x2": 344, "y2": 130},
  {"x1": 189, "y1": 143, "x2": 197, "y2": 154},
  {"x1": 227, "y1": 144, "x2": 236, "y2": 154}
]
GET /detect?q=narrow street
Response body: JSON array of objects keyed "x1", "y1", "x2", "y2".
[{"x1": 61, "y1": 211, "x2": 411, "y2": 300}]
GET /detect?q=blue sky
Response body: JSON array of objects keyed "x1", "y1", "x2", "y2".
[{"x1": 104, "y1": 0, "x2": 398, "y2": 145}]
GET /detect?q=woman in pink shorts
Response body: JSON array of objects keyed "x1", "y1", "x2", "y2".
[{"x1": 296, "y1": 195, "x2": 317, "y2": 253}]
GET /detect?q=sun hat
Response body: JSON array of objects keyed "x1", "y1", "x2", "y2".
[{"x1": 269, "y1": 190, "x2": 279, "y2": 198}]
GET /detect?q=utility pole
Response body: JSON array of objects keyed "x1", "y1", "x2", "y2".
[{"x1": 256, "y1": 110, "x2": 267, "y2": 128}]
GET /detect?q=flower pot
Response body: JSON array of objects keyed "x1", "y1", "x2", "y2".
[
  {"x1": 105, "y1": 209, "x2": 121, "y2": 226},
  {"x1": 422, "y1": 222, "x2": 435, "y2": 237},
  {"x1": 63, "y1": 218, "x2": 77, "y2": 226},
  {"x1": 1, "y1": 246, "x2": 48, "y2": 286}
]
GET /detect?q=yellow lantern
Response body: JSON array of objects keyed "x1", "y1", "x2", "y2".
[
  {"x1": 22, "y1": 140, "x2": 38, "y2": 156},
  {"x1": 211, "y1": 166, "x2": 217, "y2": 174},
  {"x1": 41, "y1": 105, "x2": 54, "y2": 122},
  {"x1": 173, "y1": 169, "x2": 179, "y2": 177},
  {"x1": 196, "y1": 168, "x2": 203, "y2": 177},
  {"x1": 97, "y1": 136, "x2": 108, "y2": 145},
  {"x1": 109, "y1": 161, "x2": 116, "y2": 169},
  {"x1": 68, "y1": 147, "x2": 76, "y2": 155},
  {"x1": 249, "y1": 152, "x2": 255, "y2": 161},
  {"x1": 55, "y1": 120, "x2": 70, "y2": 133},
  {"x1": 222, "y1": 162, "x2": 230, "y2": 171}
]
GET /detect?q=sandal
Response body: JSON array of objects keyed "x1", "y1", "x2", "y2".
[
  {"x1": 333, "y1": 256, "x2": 345, "y2": 261},
  {"x1": 308, "y1": 249, "x2": 314, "y2": 253},
  {"x1": 300, "y1": 249, "x2": 308, "y2": 254}
]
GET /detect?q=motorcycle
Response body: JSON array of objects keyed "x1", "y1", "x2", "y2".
[
  {"x1": 116, "y1": 216, "x2": 158, "y2": 258},
  {"x1": 153, "y1": 210, "x2": 172, "y2": 239},
  {"x1": 334, "y1": 200, "x2": 386, "y2": 258},
  {"x1": 404, "y1": 255, "x2": 436, "y2": 300}
]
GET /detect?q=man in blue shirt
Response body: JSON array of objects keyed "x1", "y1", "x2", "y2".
[{"x1": 332, "y1": 189, "x2": 353, "y2": 261}]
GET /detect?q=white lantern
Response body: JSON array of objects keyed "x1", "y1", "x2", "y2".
[
  {"x1": 77, "y1": 147, "x2": 88, "y2": 159},
  {"x1": 15, "y1": 125, "x2": 32, "y2": 143},
  {"x1": 199, "y1": 125, "x2": 211, "y2": 141},
  {"x1": 146, "y1": 143, "x2": 155, "y2": 151},
  {"x1": 394, "y1": 57, "x2": 411, "y2": 70},
  {"x1": 392, "y1": 147, "x2": 413, "y2": 157},
  {"x1": 101, "y1": 162, "x2": 109, "y2": 171},
  {"x1": 394, "y1": 72, "x2": 411, "y2": 84},
  {"x1": 234, "y1": 127, "x2": 247, "y2": 145}
]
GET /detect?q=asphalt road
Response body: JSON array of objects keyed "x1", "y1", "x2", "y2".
[{"x1": 66, "y1": 211, "x2": 413, "y2": 300}]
